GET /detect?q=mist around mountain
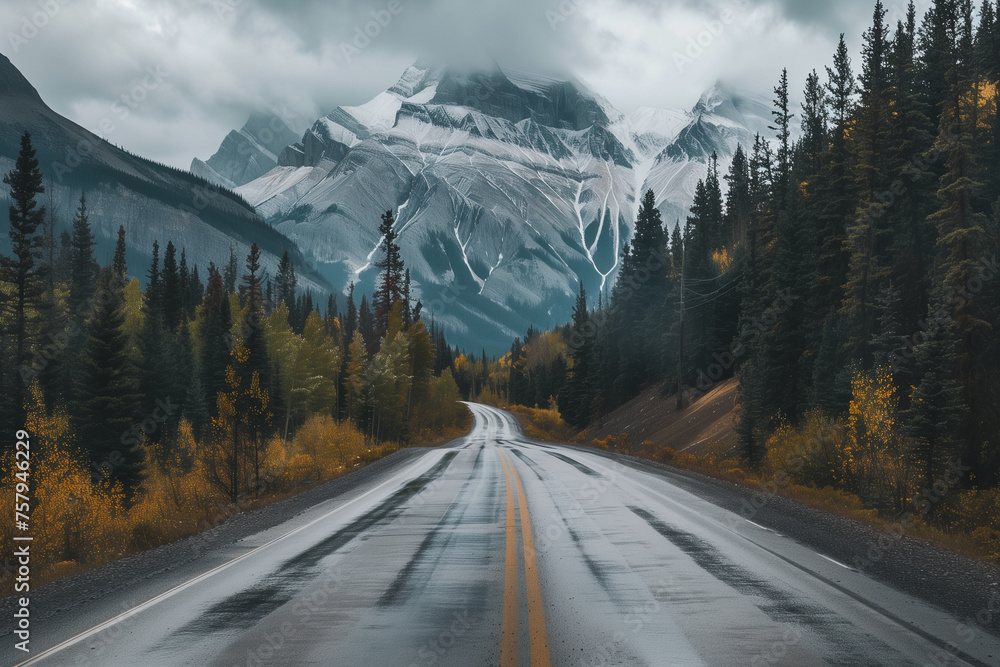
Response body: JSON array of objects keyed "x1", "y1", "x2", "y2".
[
  {"x1": 0, "y1": 53, "x2": 329, "y2": 294},
  {"x1": 219, "y1": 61, "x2": 771, "y2": 351}
]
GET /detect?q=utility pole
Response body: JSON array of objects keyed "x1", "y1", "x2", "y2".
[{"x1": 676, "y1": 232, "x2": 685, "y2": 410}]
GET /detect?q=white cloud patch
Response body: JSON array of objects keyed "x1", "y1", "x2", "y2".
[{"x1": 0, "y1": 0, "x2": 935, "y2": 168}]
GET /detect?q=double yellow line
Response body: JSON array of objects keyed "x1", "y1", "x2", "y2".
[{"x1": 498, "y1": 449, "x2": 552, "y2": 667}]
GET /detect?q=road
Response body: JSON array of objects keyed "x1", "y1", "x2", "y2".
[{"x1": 6, "y1": 403, "x2": 1000, "y2": 666}]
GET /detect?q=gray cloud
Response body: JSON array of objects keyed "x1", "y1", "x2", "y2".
[{"x1": 0, "y1": 0, "x2": 935, "y2": 169}]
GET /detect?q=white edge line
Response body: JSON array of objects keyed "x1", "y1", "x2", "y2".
[
  {"x1": 818, "y1": 553, "x2": 856, "y2": 571},
  {"x1": 15, "y1": 450, "x2": 444, "y2": 667}
]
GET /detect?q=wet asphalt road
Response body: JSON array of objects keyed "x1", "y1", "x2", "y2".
[{"x1": 6, "y1": 403, "x2": 1000, "y2": 666}]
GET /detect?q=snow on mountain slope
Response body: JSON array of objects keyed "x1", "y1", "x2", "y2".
[
  {"x1": 640, "y1": 82, "x2": 773, "y2": 226},
  {"x1": 229, "y1": 64, "x2": 773, "y2": 351}
]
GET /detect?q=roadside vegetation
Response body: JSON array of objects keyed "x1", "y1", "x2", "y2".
[{"x1": 0, "y1": 138, "x2": 468, "y2": 594}]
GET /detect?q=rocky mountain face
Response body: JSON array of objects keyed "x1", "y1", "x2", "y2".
[
  {"x1": 0, "y1": 49, "x2": 773, "y2": 352},
  {"x1": 0, "y1": 54, "x2": 327, "y2": 294},
  {"x1": 230, "y1": 62, "x2": 772, "y2": 351},
  {"x1": 191, "y1": 111, "x2": 300, "y2": 189}
]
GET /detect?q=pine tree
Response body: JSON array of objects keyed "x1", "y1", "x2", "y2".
[
  {"x1": 841, "y1": 1, "x2": 895, "y2": 364},
  {"x1": 239, "y1": 243, "x2": 270, "y2": 390},
  {"x1": 345, "y1": 282, "x2": 358, "y2": 346},
  {"x1": 374, "y1": 209, "x2": 404, "y2": 340},
  {"x1": 275, "y1": 250, "x2": 297, "y2": 314},
  {"x1": 68, "y1": 191, "x2": 98, "y2": 318},
  {"x1": 888, "y1": 2, "x2": 936, "y2": 335},
  {"x1": 187, "y1": 263, "x2": 204, "y2": 314},
  {"x1": 723, "y1": 145, "x2": 753, "y2": 248},
  {"x1": 73, "y1": 269, "x2": 143, "y2": 498},
  {"x1": 112, "y1": 225, "x2": 127, "y2": 280},
  {"x1": 905, "y1": 293, "x2": 967, "y2": 488},
  {"x1": 800, "y1": 70, "x2": 828, "y2": 171},
  {"x1": 815, "y1": 35, "x2": 858, "y2": 317},
  {"x1": 162, "y1": 240, "x2": 182, "y2": 332},
  {"x1": 344, "y1": 331, "x2": 367, "y2": 425},
  {"x1": 559, "y1": 282, "x2": 595, "y2": 428},
  {"x1": 178, "y1": 248, "x2": 191, "y2": 318},
  {"x1": 146, "y1": 240, "x2": 162, "y2": 318},
  {"x1": 198, "y1": 266, "x2": 232, "y2": 416},
  {"x1": 770, "y1": 69, "x2": 794, "y2": 209},
  {"x1": 359, "y1": 294, "x2": 376, "y2": 355},
  {"x1": 1, "y1": 131, "x2": 47, "y2": 433},
  {"x1": 223, "y1": 247, "x2": 238, "y2": 294},
  {"x1": 924, "y1": 0, "x2": 999, "y2": 484}
]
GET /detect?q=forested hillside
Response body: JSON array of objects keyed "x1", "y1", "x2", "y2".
[
  {"x1": 505, "y1": 0, "x2": 1000, "y2": 523},
  {"x1": 0, "y1": 133, "x2": 465, "y2": 587}
]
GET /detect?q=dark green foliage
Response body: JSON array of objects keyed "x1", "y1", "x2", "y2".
[
  {"x1": 68, "y1": 192, "x2": 98, "y2": 318},
  {"x1": 904, "y1": 293, "x2": 967, "y2": 488},
  {"x1": 162, "y1": 241, "x2": 183, "y2": 332},
  {"x1": 223, "y1": 247, "x2": 238, "y2": 293},
  {"x1": 506, "y1": 1, "x2": 1000, "y2": 494},
  {"x1": 558, "y1": 282, "x2": 596, "y2": 428},
  {"x1": 1, "y1": 131, "x2": 47, "y2": 433},
  {"x1": 198, "y1": 266, "x2": 232, "y2": 415},
  {"x1": 112, "y1": 225, "x2": 127, "y2": 280},
  {"x1": 73, "y1": 269, "x2": 142, "y2": 498},
  {"x1": 373, "y1": 209, "x2": 405, "y2": 340},
  {"x1": 239, "y1": 243, "x2": 270, "y2": 388}
]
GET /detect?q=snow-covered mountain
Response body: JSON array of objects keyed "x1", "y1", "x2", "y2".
[
  {"x1": 192, "y1": 111, "x2": 300, "y2": 189},
  {"x1": 0, "y1": 53, "x2": 329, "y2": 293},
  {"x1": 229, "y1": 61, "x2": 773, "y2": 351}
]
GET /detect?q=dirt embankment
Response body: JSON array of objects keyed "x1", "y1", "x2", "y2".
[{"x1": 581, "y1": 379, "x2": 738, "y2": 457}]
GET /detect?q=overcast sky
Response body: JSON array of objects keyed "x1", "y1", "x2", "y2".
[{"x1": 3, "y1": 0, "x2": 931, "y2": 169}]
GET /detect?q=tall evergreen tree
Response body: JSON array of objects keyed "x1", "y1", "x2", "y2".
[
  {"x1": 162, "y1": 240, "x2": 183, "y2": 332},
  {"x1": 68, "y1": 191, "x2": 98, "y2": 318},
  {"x1": 73, "y1": 269, "x2": 143, "y2": 498},
  {"x1": 1, "y1": 132, "x2": 47, "y2": 433},
  {"x1": 112, "y1": 225, "x2": 128, "y2": 281},
  {"x1": 198, "y1": 266, "x2": 232, "y2": 415},
  {"x1": 275, "y1": 250, "x2": 297, "y2": 312},
  {"x1": 358, "y1": 294, "x2": 376, "y2": 355},
  {"x1": 841, "y1": 0, "x2": 895, "y2": 364},
  {"x1": 559, "y1": 282, "x2": 596, "y2": 428},
  {"x1": 373, "y1": 209, "x2": 404, "y2": 340},
  {"x1": 239, "y1": 243, "x2": 270, "y2": 387},
  {"x1": 770, "y1": 68, "x2": 794, "y2": 209},
  {"x1": 223, "y1": 247, "x2": 238, "y2": 294}
]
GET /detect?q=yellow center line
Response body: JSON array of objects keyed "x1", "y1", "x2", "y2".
[
  {"x1": 502, "y1": 449, "x2": 553, "y2": 667},
  {"x1": 498, "y1": 449, "x2": 519, "y2": 667}
]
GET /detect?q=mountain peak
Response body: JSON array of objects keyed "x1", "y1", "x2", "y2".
[
  {"x1": 693, "y1": 80, "x2": 736, "y2": 116},
  {"x1": 691, "y1": 80, "x2": 773, "y2": 136},
  {"x1": 0, "y1": 53, "x2": 43, "y2": 104}
]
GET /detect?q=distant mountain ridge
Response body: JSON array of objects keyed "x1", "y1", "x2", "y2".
[
  {"x1": 210, "y1": 62, "x2": 772, "y2": 351},
  {"x1": 0, "y1": 53, "x2": 329, "y2": 294}
]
